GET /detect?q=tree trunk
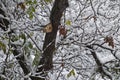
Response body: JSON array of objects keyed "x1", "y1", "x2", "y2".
[{"x1": 37, "y1": 0, "x2": 69, "y2": 73}]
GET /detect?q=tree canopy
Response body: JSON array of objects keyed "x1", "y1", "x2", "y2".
[{"x1": 0, "y1": 0, "x2": 120, "y2": 80}]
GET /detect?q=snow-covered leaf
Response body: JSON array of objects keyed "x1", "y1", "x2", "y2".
[
  {"x1": 67, "y1": 69, "x2": 75, "y2": 78},
  {"x1": 0, "y1": 41, "x2": 6, "y2": 53},
  {"x1": 65, "y1": 20, "x2": 71, "y2": 26}
]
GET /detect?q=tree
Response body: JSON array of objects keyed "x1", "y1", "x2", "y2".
[
  {"x1": 0, "y1": 0, "x2": 68, "y2": 80},
  {"x1": 37, "y1": 0, "x2": 69, "y2": 72},
  {"x1": 0, "y1": 0, "x2": 120, "y2": 80}
]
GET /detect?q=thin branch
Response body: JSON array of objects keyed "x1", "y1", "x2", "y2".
[
  {"x1": 56, "y1": 67, "x2": 64, "y2": 80},
  {"x1": 92, "y1": 43, "x2": 114, "y2": 52},
  {"x1": 86, "y1": 45, "x2": 113, "y2": 80},
  {"x1": 90, "y1": 0, "x2": 96, "y2": 16},
  {"x1": 25, "y1": 31, "x2": 42, "y2": 52}
]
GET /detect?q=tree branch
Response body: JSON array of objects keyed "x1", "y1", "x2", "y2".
[{"x1": 86, "y1": 45, "x2": 113, "y2": 80}]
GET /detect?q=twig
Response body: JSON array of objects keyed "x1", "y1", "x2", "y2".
[
  {"x1": 25, "y1": 31, "x2": 42, "y2": 52},
  {"x1": 56, "y1": 67, "x2": 64, "y2": 80}
]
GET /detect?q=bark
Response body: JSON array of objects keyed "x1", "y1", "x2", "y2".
[
  {"x1": 11, "y1": 44, "x2": 31, "y2": 75},
  {"x1": 30, "y1": 0, "x2": 69, "y2": 79},
  {"x1": 37, "y1": 0, "x2": 69, "y2": 73}
]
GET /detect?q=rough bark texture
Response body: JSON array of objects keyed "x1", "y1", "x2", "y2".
[{"x1": 37, "y1": 0, "x2": 69, "y2": 72}]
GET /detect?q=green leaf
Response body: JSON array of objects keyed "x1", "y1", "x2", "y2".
[
  {"x1": 67, "y1": 69, "x2": 75, "y2": 78},
  {"x1": 44, "y1": 0, "x2": 52, "y2": 3},
  {"x1": 29, "y1": 13, "x2": 34, "y2": 19},
  {"x1": 26, "y1": 0, "x2": 37, "y2": 5},
  {"x1": 23, "y1": 42, "x2": 33, "y2": 55},
  {"x1": 0, "y1": 41, "x2": 6, "y2": 53},
  {"x1": 28, "y1": 42, "x2": 33, "y2": 49},
  {"x1": 23, "y1": 45, "x2": 28, "y2": 54},
  {"x1": 26, "y1": 0, "x2": 32, "y2": 5},
  {"x1": 31, "y1": 6, "x2": 35, "y2": 12},
  {"x1": 27, "y1": 6, "x2": 35, "y2": 19},
  {"x1": 32, "y1": 49, "x2": 41, "y2": 66},
  {"x1": 33, "y1": 0, "x2": 37, "y2": 4},
  {"x1": 11, "y1": 35, "x2": 19, "y2": 41},
  {"x1": 27, "y1": 10, "x2": 33, "y2": 19},
  {"x1": 19, "y1": 33, "x2": 26, "y2": 45},
  {"x1": 65, "y1": 20, "x2": 71, "y2": 26},
  {"x1": 30, "y1": 32, "x2": 34, "y2": 36}
]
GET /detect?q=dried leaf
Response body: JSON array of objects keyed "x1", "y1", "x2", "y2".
[
  {"x1": 17, "y1": 2, "x2": 26, "y2": 11},
  {"x1": 43, "y1": 23, "x2": 52, "y2": 33},
  {"x1": 59, "y1": 26, "x2": 67, "y2": 37},
  {"x1": 93, "y1": 16, "x2": 97, "y2": 21},
  {"x1": 104, "y1": 36, "x2": 114, "y2": 48},
  {"x1": 61, "y1": 63, "x2": 64, "y2": 67}
]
